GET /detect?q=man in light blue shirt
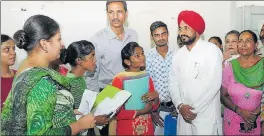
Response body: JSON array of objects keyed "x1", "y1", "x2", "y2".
[
  {"x1": 85, "y1": 2, "x2": 137, "y2": 135},
  {"x1": 85, "y1": 1, "x2": 138, "y2": 92},
  {"x1": 146, "y1": 21, "x2": 176, "y2": 135}
]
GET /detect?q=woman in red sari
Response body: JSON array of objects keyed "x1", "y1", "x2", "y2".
[
  {"x1": 1, "y1": 34, "x2": 16, "y2": 109},
  {"x1": 111, "y1": 42, "x2": 160, "y2": 135}
]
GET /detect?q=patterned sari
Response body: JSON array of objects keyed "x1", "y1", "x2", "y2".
[
  {"x1": 222, "y1": 58, "x2": 264, "y2": 135},
  {"x1": 1, "y1": 67, "x2": 76, "y2": 135}
]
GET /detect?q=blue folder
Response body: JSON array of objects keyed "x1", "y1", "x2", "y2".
[
  {"x1": 123, "y1": 74, "x2": 149, "y2": 110},
  {"x1": 164, "y1": 114, "x2": 177, "y2": 136}
]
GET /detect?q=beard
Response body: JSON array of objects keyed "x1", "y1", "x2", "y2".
[
  {"x1": 155, "y1": 40, "x2": 168, "y2": 47},
  {"x1": 180, "y1": 33, "x2": 197, "y2": 46},
  {"x1": 260, "y1": 35, "x2": 264, "y2": 43}
]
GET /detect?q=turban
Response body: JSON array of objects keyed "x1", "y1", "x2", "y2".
[{"x1": 178, "y1": 10, "x2": 205, "y2": 35}]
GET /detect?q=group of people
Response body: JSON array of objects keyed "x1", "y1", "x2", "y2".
[{"x1": 1, "y1": 0, "x2": 264, "y2": 135}]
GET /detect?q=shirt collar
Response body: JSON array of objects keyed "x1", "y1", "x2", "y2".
[
  {"x1": 153, "y1": 45, "x2": 173, "y2": 57},
  {"x1": 106, "y1": 25, "x2": 130, "y2": 41}
]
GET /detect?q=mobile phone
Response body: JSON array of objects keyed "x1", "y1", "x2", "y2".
[
  {"x1": 240, "y1": 122, "x2": 257, "y2": 130},
  {"x1": 106, "y1": 112, "x2": 113, "y2": 118}
]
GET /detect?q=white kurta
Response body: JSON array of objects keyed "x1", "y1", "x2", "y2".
[{"x1": 169, "y1": 38, "x2": 223, "y2": 135}]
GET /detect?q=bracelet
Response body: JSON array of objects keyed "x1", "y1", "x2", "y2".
[
  {"x1": 234, "y1": 105, "x2": 238, "y2": 113},
  {"x1": 178, "y1": 103, "x2": 184, "y2": 111}
]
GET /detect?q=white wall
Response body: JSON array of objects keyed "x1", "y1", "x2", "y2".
[
  {"x1": 0, "y1": 1, "x2": 250, "y2": 69},
  {"x1": 236, "y1": 1, "x2": 264, "y2": 7}
]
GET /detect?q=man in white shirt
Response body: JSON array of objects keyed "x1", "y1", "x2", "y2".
[
  {"x1": 169, "y1": 10, "x2": 223, "y2": 135},
  {"x1": 146, "y1": 21, "x2": 176, "y2": 135}
]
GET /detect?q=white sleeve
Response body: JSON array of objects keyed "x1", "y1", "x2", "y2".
[{"x1": 169, "y1": 60, "x2": 183, "y2": 113}]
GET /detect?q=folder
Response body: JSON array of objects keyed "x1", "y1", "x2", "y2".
[
  {"x1": 92, "y1": 85, "x2": 121, "y2": 110},
  {"x1": 123, "y1": 74, "x2": 149, "y2": 110}
]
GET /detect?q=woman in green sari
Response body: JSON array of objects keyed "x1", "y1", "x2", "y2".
[
  {"x1": 1, "y1": 15, "x2": 96, "y2": 135},
  {"x1": 221, "y1": 30, "x2": 264, "y2": 135}
]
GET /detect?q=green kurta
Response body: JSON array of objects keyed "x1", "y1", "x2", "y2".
[
  {"x1": 1, "y1": 67, "x2": 76, "y2": 135},
  {"x1": 66, "y1": 72, "x2": 87, "y2": 109}
]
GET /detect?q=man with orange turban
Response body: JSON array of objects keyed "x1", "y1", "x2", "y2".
[{"x1": 169, "y1": 10, "x2": 223, "y2": 135}]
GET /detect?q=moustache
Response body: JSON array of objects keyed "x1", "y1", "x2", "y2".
[
  {"x1": 180, "y1": 35, "x2": 190, "y2": 39},
  {"x1": 158, "y1": 39, "x2": 166, "y2": 42},
  {"x1": 112, "y1": 19, "x2": 120, "y2": 22}
]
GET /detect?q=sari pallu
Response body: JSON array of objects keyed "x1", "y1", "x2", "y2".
[{"x1": 1, "y1": 67, "x2": 76, "y2": 135}]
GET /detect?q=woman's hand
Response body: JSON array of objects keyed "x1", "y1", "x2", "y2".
[
  {"x1": 78, "y1": 113, "x2": 96, "y2": 129},
  {"x1": 237, "y1": 108, "x2": 257, "y2": 124},
  {"x1": 223, "y1": 50, "x2": 232, "y2": 61},
  {"x1": 136, "y1": 103, "x2": 152, "y2": 116},
  {"x1": 141, "y1": 91, "x2": 159, "y2": 103}
]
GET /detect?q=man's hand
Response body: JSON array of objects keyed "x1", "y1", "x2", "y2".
[
  {"x1": 151, "y1": 112, "x2": 164, "y2": 127},
  {"x1": 179, "y1": 104, "x2": 197, "y2": 121},
  {"x1": 95, "y1": 115, "x2": 109, "y2": 126}
]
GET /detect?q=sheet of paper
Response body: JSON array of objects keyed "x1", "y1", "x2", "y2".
[{"x1": 76, "y1": 89, "x2": 98, "y2": 120}]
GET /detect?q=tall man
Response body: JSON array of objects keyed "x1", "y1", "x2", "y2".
[
  {"x1": 169, "y1": 10, "x2": 223, "y2": 135},
  {"x1": 85, "y1": 1, "x2": 138, "y2": 135},
  {"x1": 146, "y1": 21, "x2": 176, "y2": 135}
]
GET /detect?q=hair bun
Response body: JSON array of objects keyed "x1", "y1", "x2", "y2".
[
  {"x1": 13, "y1": 30, "x2": 27, "y2": 49},
  {"x1": 60, "y1": 48, "x2": 69, "y2": 64}
]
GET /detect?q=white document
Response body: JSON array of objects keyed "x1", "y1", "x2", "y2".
[
  {"x1": 76, "y1": 89, "x2": 98, "y2": 120},
  {"x1": 92, "y1": 90, "x2": 131, "y2": 129}
]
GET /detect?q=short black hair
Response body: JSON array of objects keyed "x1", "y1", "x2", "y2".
[
  {"x1": 60, "y1": 40, "x2": 95, "y2": 67},
  {"x1": 209, "y1": 36, "x2": 222, "y2": 45},
  {"x1": 239, "y1": 30, "x2": 258, "y2": 43},
  {"x1": 150, "y1": 21, "x2": 168, "y2": 36},
  {"x1": 106, "y1": 0, "x2": 127, "y2": 12},
  {"x1": 225, "y1": 30, "x2": 239, "y2": 40},
  {"x1": 121, "y1": 42, "x2": 142, "y2": 69},
  {"x1": 1, "y1": 34, "x2": 12, "y2": 44}
]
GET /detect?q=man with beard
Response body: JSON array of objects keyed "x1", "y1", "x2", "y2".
[
  {"x1": 146, "y1": 21, "x2": 177, "y2": 135},
  {"x1": 85, "y1": 1, "x2": 138, "y2": 135},
  {"x1": 169, "y1": 10, "x2": 223, "y2": 135},
  {"x1": 258, "y1": 20, "x2": 264, "y2": 57}
]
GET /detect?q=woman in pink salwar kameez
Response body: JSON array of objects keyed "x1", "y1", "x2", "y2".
[{"x1": 221, "y1": 30, "x2": 264, "y2": 135}]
